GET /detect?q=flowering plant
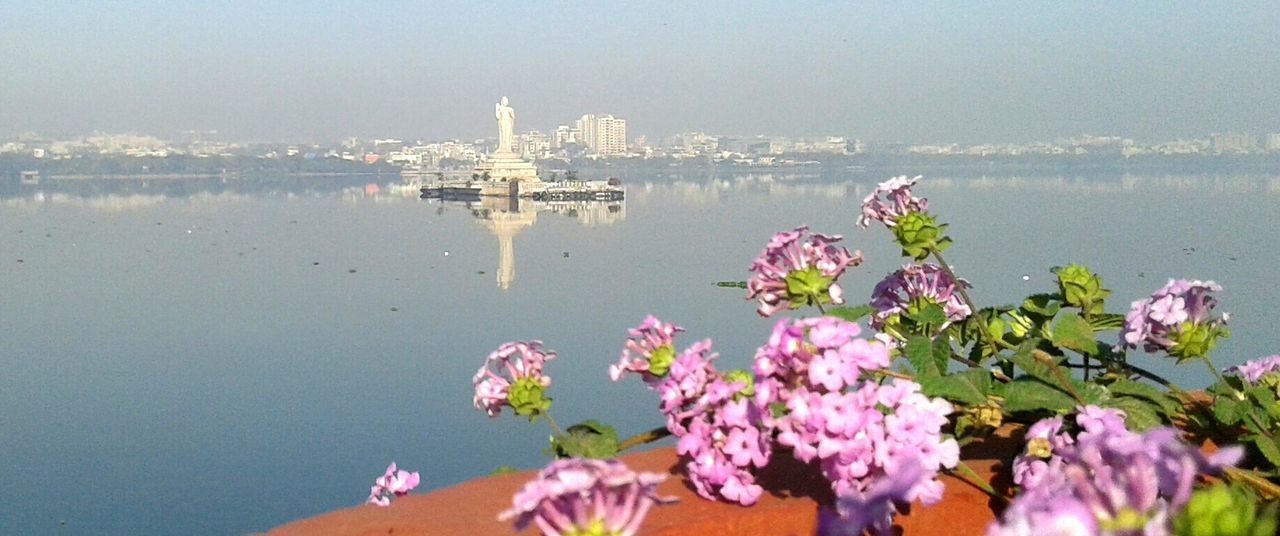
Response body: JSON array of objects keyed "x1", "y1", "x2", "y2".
[{"x1": 456, "y1": 174, "x2": 1278, "y2": 535}]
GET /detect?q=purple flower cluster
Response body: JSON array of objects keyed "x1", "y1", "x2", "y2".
[
  {"x1": 746, "y1": 225, "x2": 862, "y2": 317},
  {"x1": 365, "y1": 462, "x2": 420, "y2": 507},
  {"x1": 473, "y1": 341, "x2": 555, "y2": 418},
  {"x1": 857, "y1": 175, "x2": 929, "y2": 229},
  {"x1": 608, "y1": 315, "x2": 684, "y2": 385},
  {"x1": 1010, "y1": 406, "x2": 1127, "y2": 490},
  {"x1": 754, "y1": 317, "x2": 959, "y2": 506},
  {"x1": 869, "y1": 263, "x2": 972, "y2": 342},
  {"x1": 1228, "y1": 354, "x2": 1280, "y2": 385},
  {"x1": 499, "y1": 458, "x2": 674, "y2": 536},
  {"x1": 818, "y1": 458, "x2": 924, "y2": 536},
  {"x1": 1121, "y1": 279, "x2": 1230, "y2": 360},
  {"x1": 992, "y1": 423, "x2": 1242, "y2": 536}
]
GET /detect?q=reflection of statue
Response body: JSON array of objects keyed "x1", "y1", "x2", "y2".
[{"x1": 495, "y1": 96, "x2": 515, "y2": 154}]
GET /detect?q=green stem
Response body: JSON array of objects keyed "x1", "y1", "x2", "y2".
[
  {"x1": 930, "y1": 248, "x2": 999, "y2": 361},
  {"x1": 948, "y1": 461, "x2": 1007, "y2": 504},
  {"x1": 540, "y1": 411, "x2": 564, "y2": 437},
  {"x1": 1224, "y1": 466, "x2": 1280, "y2": 500},
  {"x1": 815, "y1": 302, "x2": 827, "y2": 315},
  {"x1": 617, "y1": 426, "x2": 672, "y2": 452},
  {"x1": 870, "y1": 368, "x2": 915, "y2": 380}
]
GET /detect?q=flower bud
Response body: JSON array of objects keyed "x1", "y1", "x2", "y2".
[
  {"x1": 890, "y1": 211, "x2": 950, "y2": 260},
  {"x1": 1056, "y1": 263, "x2": 1110, "y2": 315},
  {"x1": 1174, "y1": 483, "x2": 1279, "y2": 536},
  {"x1": 508, "y1": 377, "x2": 552, "y2": 420}
]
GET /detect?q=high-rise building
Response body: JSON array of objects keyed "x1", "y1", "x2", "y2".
[
  {"x1": 1211, "y1": 132, "x2": 1258, "y2": 154},
  {"x1": 575, "y1": 114, "x2": 628, "y2": 156},
  {"x1": 1267, "y1": 133, "x2": 1280, "y2": 152}
]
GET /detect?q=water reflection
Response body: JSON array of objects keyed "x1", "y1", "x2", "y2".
[{"x1": 424, "y1": 196, "x2": 626, "y2": 289}]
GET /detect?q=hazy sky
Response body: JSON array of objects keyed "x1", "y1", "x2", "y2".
[{"x1": 2, "y1": 2, "x2": 1277, "y2": 143}]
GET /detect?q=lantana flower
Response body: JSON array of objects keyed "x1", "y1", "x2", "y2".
[
  {"x1": 365, "y1": 462, "x2": 420, "y2": 507},
  {"x1": 990, "y1": 426, "x2": 1242, "y2": 536},
  {"x1": 499, "y1": 458, "x2": 675, "y2": 536},
  {"x1": 1228, "y1": 354, "x2": 1280, "y2": 386},
  {"x1": 676, "y1": 374, "x2": 772, "y2": 506},
  {"x1": 818, "y1": 458, "x2": 925, "y2": 536},
  {"x1": 609, "y1": 315, "x2": 684, "y2": 385},
  {"x1": 857, "y1": 175, "x2": 950, "y2": 259},
  {"x1": 754, "y1": 316, "x2": 958, "y2": 509},
  {"x1": 1120, "y1": 279, "x2": 1230, "y2": 361},
  {"x1": 869, "y1": 263, "x2": 972, "y2": 344},
  {"x1": 473, "y1": 341, "x2": 556, "y2": 420},
  {"x1": 746, "y1": 226, "x2": 862, "y2": 317},
  {"x1": 1010, "y1": 405, "x2": 1127, "y2": 490}
]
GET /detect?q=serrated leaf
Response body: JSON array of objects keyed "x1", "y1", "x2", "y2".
[
  {"x1": 907, "y1": 303, "x2": 948, "y2": 328},
  {"x1": 1102, "y1": 396, "x2": 1164, "y2": 430},
  {"x1": 1022, "y1": 294, "x2": 1062, "y2": 317},
  {"x1": 999, "y1": 379, "x2": 1076, "y2": 413},
  {"x1": 904, "y1": 335, "x2": 942, "y2": 378},
  {"x1": 1245, "y1": 385, "x2": 1280, "y2": 425},
  {"x1": 1051, "y1": 313, "x2": 1098, "y2": 355},
  {"x1": 931, "y1": 336, "x2": 952, "y2": 375},
  {"x1": 1009, "y1": 340, "x2": 1057, "y2": 385},
  {"x1": 1252, "y1": 435, "x2": 1280, "y2": 470},
  {"x1": 826, "y1": 305, "x2": 873, "y2": 323},
  {"x1": 549, "y1": 420, "x2": 619, "y2": 459},
  {"x1": 1212, "y1": 395, "x2": 1247, "y2": 426},
  {"x1": 1088, "y1": 313, "x2": 1125, "y2": 332},
  {"x1": 919, "y1": 370, "x2": 993, "y2": 406},
  {"x1": 1079, "y1": 382, "x2": 1111, "y2": 405},
  {"x1": 1106, "y1": 378, "x2": 1182, "y2": 416}
]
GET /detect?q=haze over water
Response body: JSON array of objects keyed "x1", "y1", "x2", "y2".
[{"x1": 1, "y1": 172, "x2": 1277, "y2": 534}]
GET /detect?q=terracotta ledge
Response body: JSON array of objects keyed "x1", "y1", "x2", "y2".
[{"x1": 269, "y1": 434, "x2": 1014, "y2": 536}]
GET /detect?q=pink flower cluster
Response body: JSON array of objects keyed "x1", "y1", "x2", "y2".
[
  {"x1": 1228, "y1": 354, "x2": 1280, "y2": 385},
  {"x1": 365, "y1": 462, "x2": 420, "y2": 507},
  {"x1": 869, "y1": 263, "x2": 972, "y2": 341},
  {"x1": 754, "y1": 317, "x2": 959, "y2": 506},
  {"x1": 611, "y1": 319, "x2": 773, "y2": 506},
  {"x1": 608, "y1": 315, "x2": 684, "y2": 385},
  {"x1": 746, "y1": 225, "x2": 862, "y2": 317},
  {"x1": 1121, "y1": 279, "x2": 1229, "y2": 357},
  {"x1": 857, "y1": 175, "x2": 929, "y2": 229},
  {"x1": 499, "y1": 458, "x2": 674, "y2": 536},
  {"x1": 676, "y1": 375, "x2": 772, "y2": 505},
  {"x1": 472, "y1": 341, "x2": 555, "y2": 418}
]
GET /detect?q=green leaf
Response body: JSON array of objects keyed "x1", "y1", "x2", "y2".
[
  {"x1": 1245, "y1": 385, "x2": 1280, "y2": 425},
  {"x1": 998, "y1": 379, "x2": 1076, "y2": 413},
  {"x1": 907, "y1": 303, "x2": 948, "y2": 329},
  {"x1": 1212, "y1": 395, "x2": 1248, "y2": 426},
  {"x1": 904, "y1": 335, "x2": 942, "y2": 378},
  {"x1": 1008, "y1": 340, "x2": 1057, "y2": 385},
  {"x1": 919, "y1": 370, "x2": 992, "y2": 406},
  {"x1": 825, "y1": 305, "x2": 873, "y2": 323},
  {"x1": 1087, "y1": 313, "x2": 1125, "y2": 332},
  {"x1": 1051, "y1": 313, "x2": 1099, "y2": 355},
  {"x1": 1022, "y1": 294, "x2": 1062, "y2": 317},
  {"x1": 1102, "y1": 396, "x2": 1164, "y2": 431},
  {"x1": 1106, "y1": 378, "x2": 1183, "y2": 416},
  {"x1": 715, "y1": 280, "x2": 748, "y2": 288},
  {"x1": 931, "y1": 336, "x2": 952, "y2": 376},
  {"x1": 548, "y1": 420, "x2": 620, "y2": 459},
  {"x1": 489, "y1": 465, "x2": 520, "y2": 476},
  {"x1": 1252, "y1": 435, "x2": 1280, "y2": 470}
]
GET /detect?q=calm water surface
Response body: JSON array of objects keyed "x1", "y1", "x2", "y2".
[{"x1": 1, "y1": 173, "x2": 1277, "y2": 534}]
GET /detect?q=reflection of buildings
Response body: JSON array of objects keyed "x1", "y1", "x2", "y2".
[{"x1": 444, "y1": 196, "x2": 627, "y2": 290}]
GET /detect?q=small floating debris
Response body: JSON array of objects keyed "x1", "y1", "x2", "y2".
[
  {"x1": 563, "y1": 251, "x2": 570, "y2": 258},
  {"x1": 1021, "y1": 274, "x2": 1031, "y2": 281},
  {"x1": 348, "y1": 269, "x2": 357, "y2": 274},
  {"x1": 312, "y1": 262, "x2": 320, "y2": 266},
  {"x1": 444, "y1": 251, "x2": 450, "y2": 256},
  {"x1": 390, "y1": 307, "x2": 399, "y2": 312}
]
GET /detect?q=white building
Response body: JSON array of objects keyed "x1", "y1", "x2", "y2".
[
  {"x1": 1267, "y1": 133, "x2": 1280, "y2": 152},
  {"x1": 576, "y1": 114, "x2": 628, "y2": 156}
]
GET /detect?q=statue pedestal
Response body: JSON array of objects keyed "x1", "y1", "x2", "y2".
[{"x1": 475, "y1": 152, "x2": 539, "y2": 182}]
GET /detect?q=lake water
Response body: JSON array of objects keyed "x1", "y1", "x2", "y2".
[{"x1": 2, "y1": 173, "x2": 1277, "y2": 534}]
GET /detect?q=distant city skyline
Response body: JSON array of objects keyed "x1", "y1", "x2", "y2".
[{"x1": 2, "y1": 2, "x2": 1278, "y2": 143}]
